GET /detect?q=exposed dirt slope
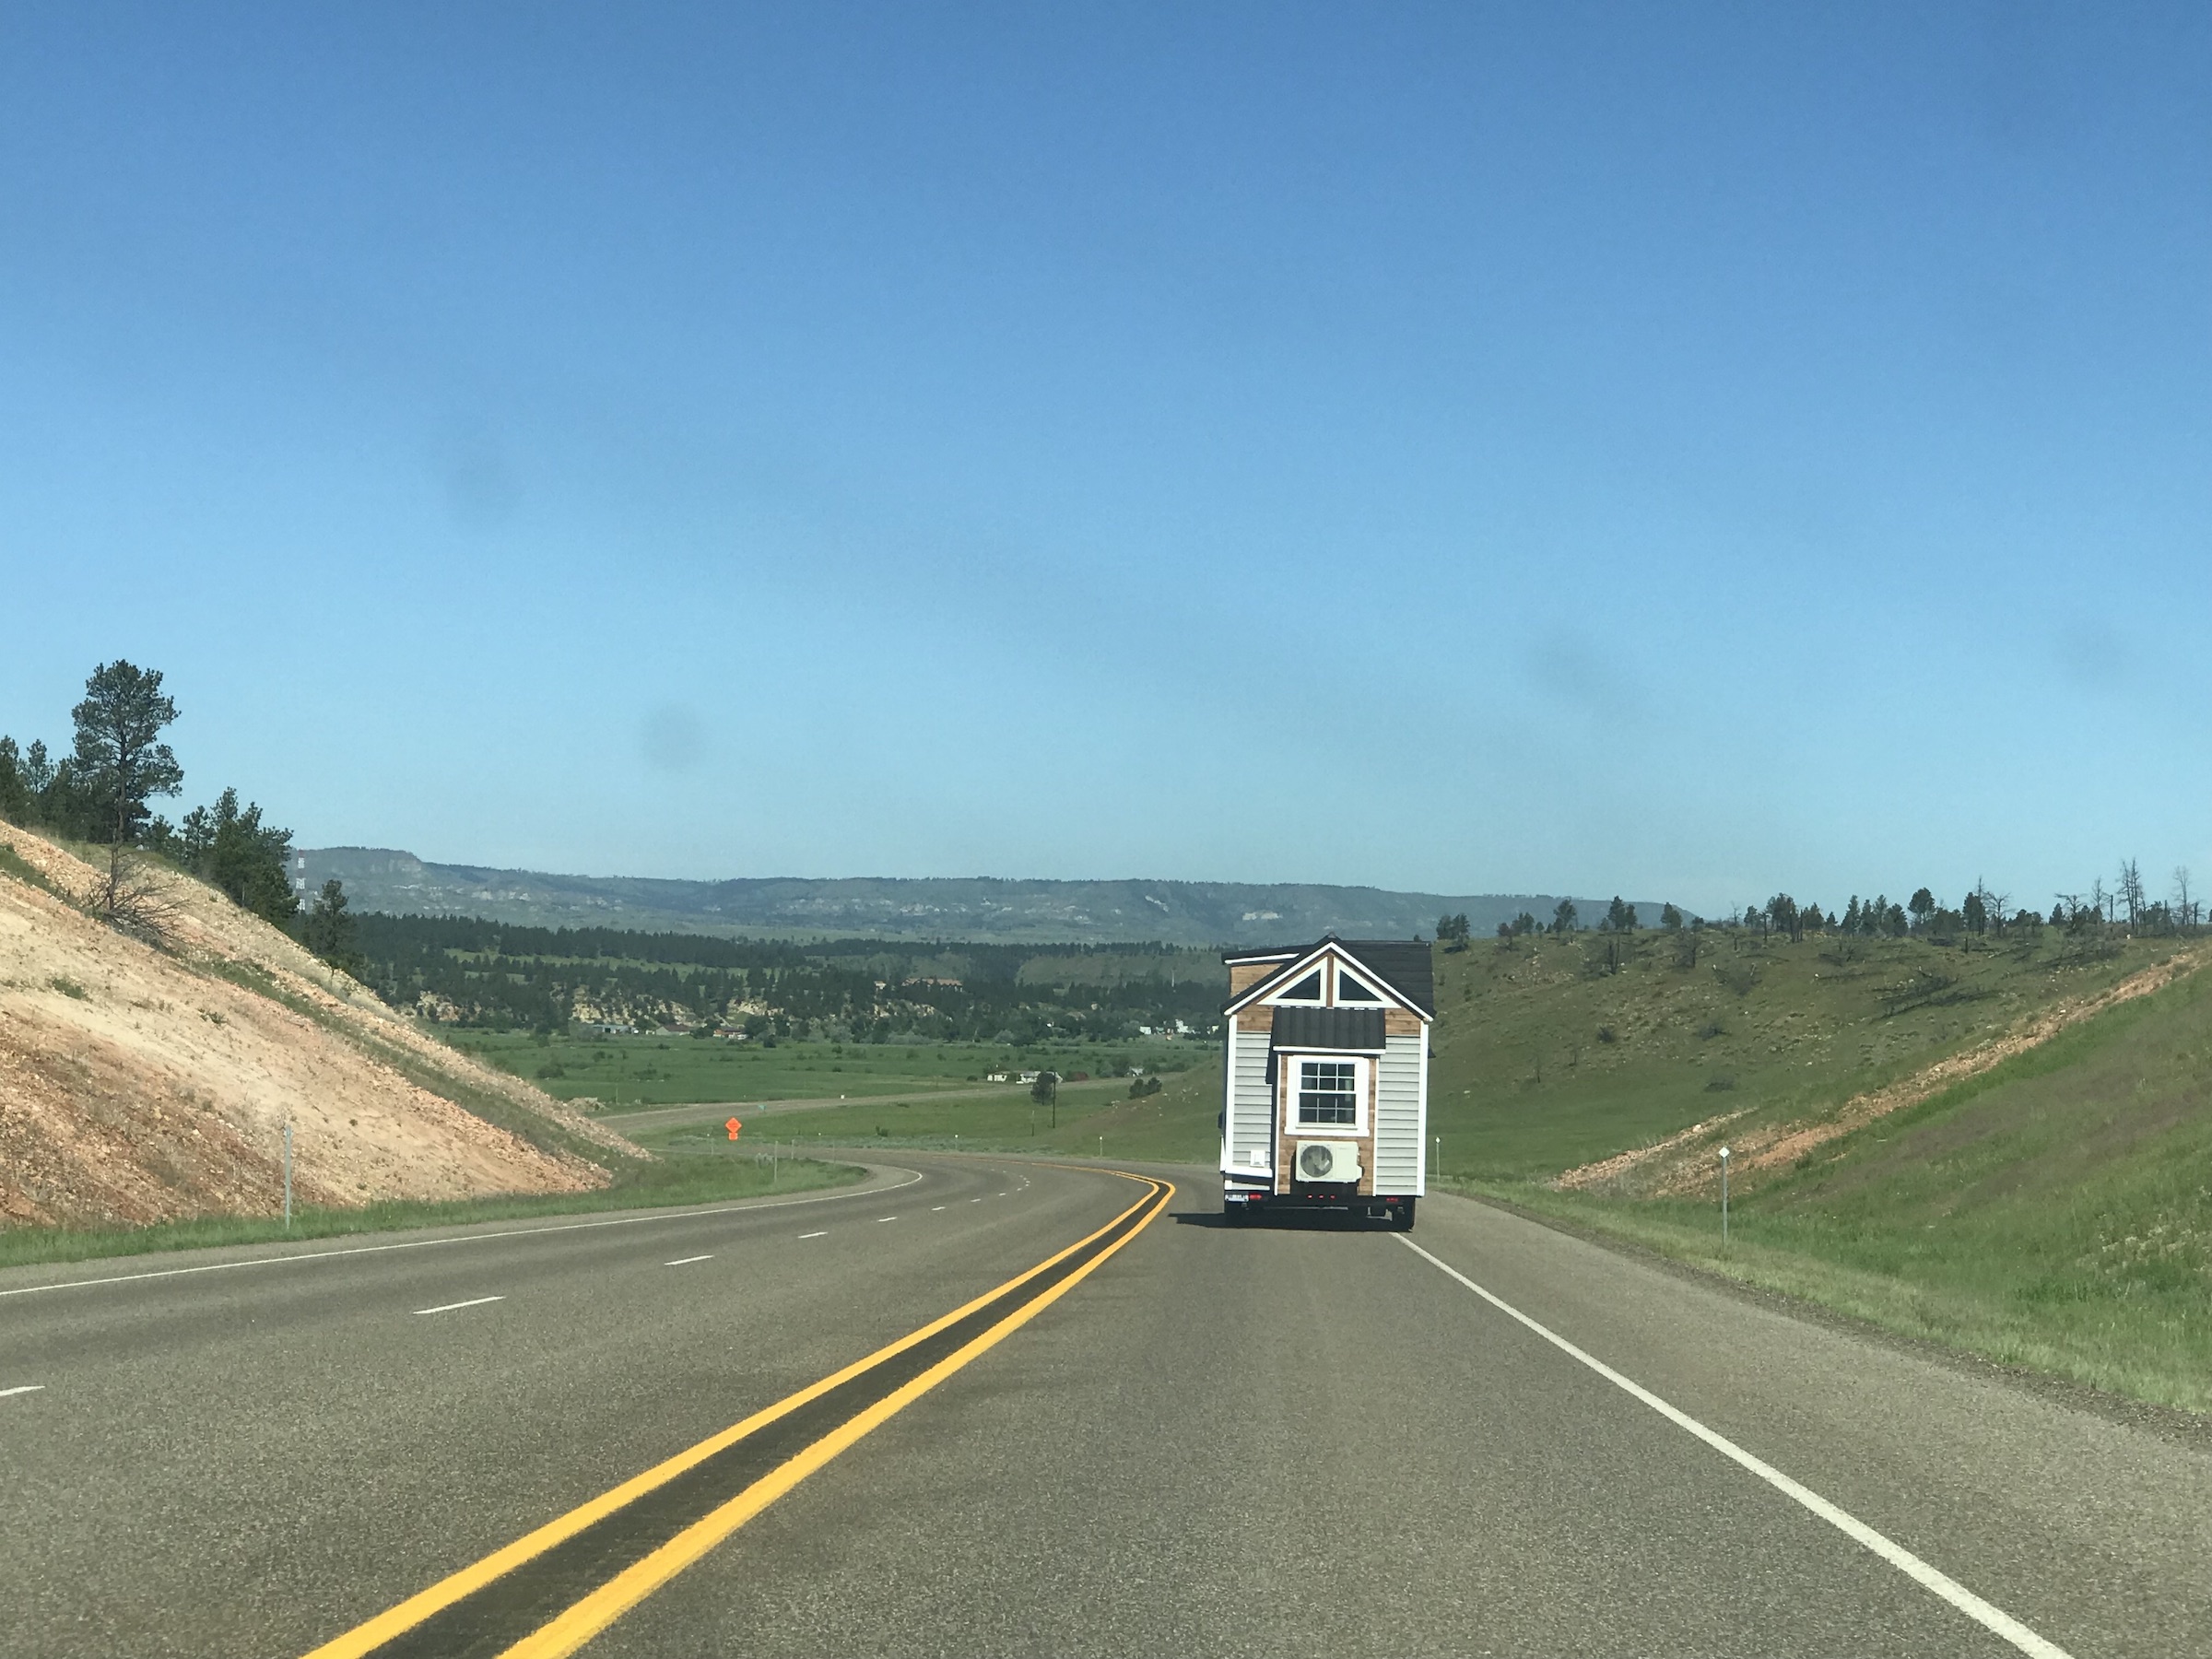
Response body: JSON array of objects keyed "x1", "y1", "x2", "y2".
[
  {"x1": 1554, "y1": 945, "x2": 2206, "y2": 1200},
  {"x1": 0, "y1": 825, "x2": 640, "y2": 1230}
]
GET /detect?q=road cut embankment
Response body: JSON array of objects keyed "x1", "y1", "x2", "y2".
[{"x1": 0, "y1": 824, "x2": 639, "y2": 1230}]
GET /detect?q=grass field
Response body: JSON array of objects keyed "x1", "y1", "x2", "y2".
[
  {"x1": 1418, "y1": 924, "x2": 2212, "y2": 1412},
  {"x1": 439, "y1": 1030, "x2": 1203, "y2": 1109},
  {"x1": 1424, "y1": 924, "x2": 2185, "y2": 1181},
  {"x1": 0, "y1": 1147, "x2": 864, "y2": 1270},
  {"x1": 688, "y1": 1061, "x2": 1226, "y2": 1166}
]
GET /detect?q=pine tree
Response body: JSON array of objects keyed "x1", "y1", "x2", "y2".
[
  {"x1": 302, "y1": 878, "x2": 359, "y2": 969},
  {"x1": 71, "y1": 661, "x2": 183, "y2": 850}
]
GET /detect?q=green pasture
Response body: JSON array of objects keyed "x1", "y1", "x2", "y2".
[
  {"x1": 685, "y1": 1061, "x2": 1223, "y2": 1166},
  {"x1": 438, "y1": 1030, "x2": 1198, "y2": 1109}
]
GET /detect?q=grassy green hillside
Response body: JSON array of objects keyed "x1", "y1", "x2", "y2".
[
  {"x1": 1424, "y1": 924, "x2": 2211, "y2": 1411},
  {"x1": 1425, "y1": 924, "x2": 2185, "y2": 1182}
]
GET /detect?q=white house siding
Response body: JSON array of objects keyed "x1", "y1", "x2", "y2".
[
  {"x1": 1227, "y1": 1027, "x2": 1275, "y2": 1171},
  {"x1": 1373, "y1": 1033, "x2": 1424, "y2": 1193}
]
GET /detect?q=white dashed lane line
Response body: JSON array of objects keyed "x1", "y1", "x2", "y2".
[
  {"x1": 2, "y1": 1170, "x2": 926, "y2": 1302},
  {"x1": 664, "y1": 1255, "x2": 713, "y2": 1267},
  {"x1": 415, "y1": 1296, "x2": 504, "y2": 1316},
  {"x1": 931, "y1": 1206, "x2": 947, "y2": 1212},
  {"x1": 798, "y1": 1231, "x2": 827, "y2": 1240},
  {"x1": 1, "y1": 1384, "x2": 44, "y2": 1398},
  {"x1": 875, "y1": 1217, "x2": 898, "y2": 1224}
]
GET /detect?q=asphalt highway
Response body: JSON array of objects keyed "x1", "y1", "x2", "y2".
[{"x1": 5, "y1": 1158, "x2": 2206, "y2": 1657}]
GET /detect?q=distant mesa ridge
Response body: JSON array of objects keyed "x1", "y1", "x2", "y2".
[{"x1": 294, "y1": 848, "x2": 1668, "y2": 947}]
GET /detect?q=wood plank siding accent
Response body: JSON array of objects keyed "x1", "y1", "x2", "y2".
[
  {"x1": 1227, "y1": 960, "x2": 1286, "y2": 997},
  {"x1": 1273, "y1": 1062, "x2": 1377, "y2": 1195}
]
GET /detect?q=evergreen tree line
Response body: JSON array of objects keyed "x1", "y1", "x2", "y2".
[
  {"x1": 343, "y1": 912, "x2": 1225, "y2": 1039},
  {"x1": 1484, "y1": 865, "x2": 2205, "y2": 951}
]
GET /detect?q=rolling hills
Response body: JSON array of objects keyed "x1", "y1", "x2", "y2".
[{"x1": 293, "y1": 847, "x2": 1665, "y2": 947}]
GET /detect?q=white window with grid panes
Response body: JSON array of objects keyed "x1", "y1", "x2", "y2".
[{"x1": 1290, "y1": 1055, "x2": 1367, "y2": 1133}]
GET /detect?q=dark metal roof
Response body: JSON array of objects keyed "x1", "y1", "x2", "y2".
[
  {"x1": 1338, "y1": 939, "x2": 1434, "y2": 1016},
  {"x1": 1268, "y1": 1006, "x2": 1388, "y2": 1053},
  {"x1": 1223, "y1": 936, "x2": 1435, "y2": 1018}
]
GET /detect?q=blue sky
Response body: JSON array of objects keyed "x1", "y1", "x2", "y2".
[{"x1": 2, "y1": 3, "x2": 2206, "y2": 917}]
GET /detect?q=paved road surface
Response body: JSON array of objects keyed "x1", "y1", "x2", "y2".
[{"x1": 5, "y1": 1159, "x2": 2206, "y2": 1657}]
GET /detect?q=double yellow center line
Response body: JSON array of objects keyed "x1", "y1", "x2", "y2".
[{"x1": 303, "y1": 1171, "x2": 1173, "y2": 1659}]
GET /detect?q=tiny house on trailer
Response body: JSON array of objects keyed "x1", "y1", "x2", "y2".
[{"x1": 1218, "y1": 935, "x2": 1434, "y2": 1229}]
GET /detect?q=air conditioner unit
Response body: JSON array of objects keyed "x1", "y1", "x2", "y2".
[{"x1": 1294, "y1": 1139, "x2": 1362, "y2": 1184}]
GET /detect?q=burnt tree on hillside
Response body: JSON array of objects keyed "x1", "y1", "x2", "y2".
[{"x1": 2118, "y1": 860, "x2": 2146, "y2": 929}]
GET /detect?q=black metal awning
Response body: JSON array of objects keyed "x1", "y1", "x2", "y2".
[{"x1": 1268, "y1": 1006, "x2": 1387, "y2": 1054}]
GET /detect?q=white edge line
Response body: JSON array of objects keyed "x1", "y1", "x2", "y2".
[
  {"x1": 0, "y1": 1383, "x2": 45, "y2": 1397},
  {"x1": 1394, "y1": 1236, "x2": 2073, "y2": 1659},
  {"x1": 662, "y1": 1255, "x2": 713, "y2": 1266},
  {"x1": 414, "y1": 1295, "x2": 504, "y2": 1316},
  {"x1": 2, "y1": 1169, "x2": 927, "y2": 1300}
]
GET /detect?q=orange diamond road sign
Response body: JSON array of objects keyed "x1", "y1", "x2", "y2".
[{"x1": 726, "y1": 1117, "x2": 742, "y2": 1141}]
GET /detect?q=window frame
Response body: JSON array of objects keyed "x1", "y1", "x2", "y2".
[
  {"x1": 1284, "y1": 1053, "x2": 1370, "y2": 1135},
  {"x1": 1334, "y1": 966, "x2": 1382, "y2": 1002}
]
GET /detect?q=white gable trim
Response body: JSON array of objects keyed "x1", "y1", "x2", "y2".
[{"x1": 1223, "y1": 939, "x2": 1430, "y2": 1021}]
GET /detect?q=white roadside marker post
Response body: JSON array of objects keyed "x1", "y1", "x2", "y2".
[
  {"x1": 1719, "y1": 1145, "x2": 1731, "y2": 1244},
  {"x1": 283, "y1": 1120, "x2": 293, "y2": 1230}
]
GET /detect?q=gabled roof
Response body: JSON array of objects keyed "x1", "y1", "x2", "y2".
[{"x1": 1222, "y1": 935, "x2": 1434, "y2": 1018}]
